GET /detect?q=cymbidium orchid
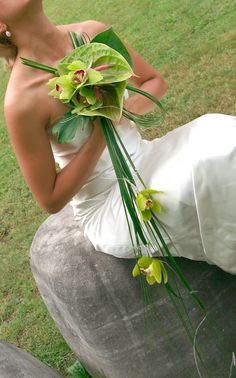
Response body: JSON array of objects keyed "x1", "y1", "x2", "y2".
[
  {"x1": 136, "y1": 189, "x2": 162, "y2": 221},
  {"x1": 47, "y1": 59, "x2": 105, "y2": 104},
  {"x1": 132, "y1": 256, "x2": 168, "y2": 285},
  {"x1": 47, "y1": 74, "x2": 75, "y2": 102}
]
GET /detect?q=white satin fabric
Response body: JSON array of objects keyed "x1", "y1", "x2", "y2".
[{"x1": 50, "y1": 112, "x2": 236, "y2": 275}]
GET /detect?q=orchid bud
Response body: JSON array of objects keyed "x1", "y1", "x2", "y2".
[{"x1": 93, "y1": 64, "x2": 111, "y2": 71}]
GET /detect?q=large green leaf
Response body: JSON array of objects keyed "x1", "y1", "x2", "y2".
[
  {"x1": 72, "y1": 81, "x2": 126, "y2": 122},
  {"x1": 52, "y1": 111, "x2": 90, "y2": 144},
  {"x1": 57, "y1": 43, "x2": 134, "y2": 83},
  {"x1": 91, "y1": 27, "x2": 133, "y2": 68}
]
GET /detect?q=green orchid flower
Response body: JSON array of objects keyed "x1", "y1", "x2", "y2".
[
  {"x1": 136, "y1": 189, "x2": 162, "y2": 222},
  {"x1": 67, "y1": 60, "x2": 104, "y2": 87},
  {"x1": 47, "y1": 74, "x2": 76, "y2": 103},
  {"x1": 132, "y1": 256, "x2": 168, "y2": 285},
  {"x1": 47, "y1": 61, "x2": 104, "y2": 103}
]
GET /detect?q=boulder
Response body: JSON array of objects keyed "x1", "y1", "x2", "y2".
[
  {"x1": 30, "y1": 204, "x2": 236, "y2": 378},
  {"x1": 0, "y1": 340, "x2": 62, "y2": 378}
]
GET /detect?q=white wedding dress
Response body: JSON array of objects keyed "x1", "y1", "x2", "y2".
[{"x1": 50, "y1": 94, "x2": 236, "y2": 275}]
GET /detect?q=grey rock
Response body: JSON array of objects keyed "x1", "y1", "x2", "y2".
[
  {"x1": 0, "y1": 340, "x2": 62, "y2": 378},
  {"x1": 30, "y1": 204, "x2": 236, "y2": 378}
]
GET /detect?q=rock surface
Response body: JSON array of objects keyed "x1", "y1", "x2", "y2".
[
  {"x1": 0, "y1": 340, "x2": 62, "y2": 378},
  {"x1": 30, "y1": 204, "x2": 236, "y2": 378}
]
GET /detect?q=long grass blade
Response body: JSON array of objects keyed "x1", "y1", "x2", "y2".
[{"x1": 20, "y1": 58, "x2": 57, "y2": 74}]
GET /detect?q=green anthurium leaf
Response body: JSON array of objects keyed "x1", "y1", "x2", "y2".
[
  {"x1": 79, "y1": 86, "x2": 97, "y2": 105},
  {"x1": 151, "y1": 260, "x2": 162, "y2": 284},
  {"x1": 91, "y1": 27, "x2": 133, "y2": 68},
  {"x1": 137, "y1": 256, "x2": 152, "y2": 268},
  {"x1": 57, "y1": 43, "x2": 133, "y2": 84},
  {"x1": 136, "y1": 193, "x2": 148, "y2": 212},
  {"x1": 152, "y1": 201, "x2": 162, "y2": 213},
  {"x1": 72, "y1": 81, "x2": 126, "y2": 123},
  {"x1": 132, "y1": 264, "x2": 141, "y2": 277},
  {"x1": 52, "y1": 111, "x2": 90, "y2": 144},
  {"x1": 146, "y1": 274, "x2": 156, "y2": 285},
  {"x1": 141, "y1": 209, "x2": 152, "y2": 222},
  {"x1": 87, "y1": 68, "x2": 103, "y2": 84}
]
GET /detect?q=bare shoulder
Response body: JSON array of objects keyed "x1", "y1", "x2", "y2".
[
  {"x1": 58, "y1": 20, "x2": 108, "y2": 39},
  {"x1": 4, "y1": 62, "x2": 52, "y2": 131},
  {"x1": 4, "y1": 76, "x2": 49, "y2": 133}
]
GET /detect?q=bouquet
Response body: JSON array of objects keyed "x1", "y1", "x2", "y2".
[{"x1": 21, "y1": 28, "x2": 208, "y2": 364}]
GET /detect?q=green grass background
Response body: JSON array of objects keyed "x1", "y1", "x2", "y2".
[{"x1": 0, "y1": 0, "x2": 235, "y2": 376}]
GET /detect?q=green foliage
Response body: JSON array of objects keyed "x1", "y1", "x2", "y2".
[
  {"x1": 67, "y1": 361, "x2": 92, "y2": 378},
  {"x1": 58, "y1": 42, "x2": 133, "y2": 81},
  {"x1": 0, "y1": 0, "x2": 235, "y2": 376},
  {"x1": 52, "y1": 112, "x2": 90, "y2": 144},
  {"x1": 72, "y1": 81, "x2": 127, "y2": 122},
  {"x1": 91, "y1": 27, "x2": 133, "y2": 67},
  {"x1": 48, "y1": 39, "x2": 134, "y2": 132}
]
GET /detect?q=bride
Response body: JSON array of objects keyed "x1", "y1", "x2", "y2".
[{"x1": 1, "y1": 1, "x2": 236, "y2": 274}]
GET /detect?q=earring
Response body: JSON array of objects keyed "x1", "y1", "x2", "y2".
[{"x1": 5, "y1": 30, "x2": 12, "y2": 38}]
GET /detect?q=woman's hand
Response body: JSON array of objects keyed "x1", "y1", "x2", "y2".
[{"x1": 87, "y1": 117, "x2": 106, "y2": 150}]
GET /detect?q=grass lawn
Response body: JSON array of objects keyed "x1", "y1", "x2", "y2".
[{"x1": 0, "y1": 0, "x2": 235, "y2": 376}]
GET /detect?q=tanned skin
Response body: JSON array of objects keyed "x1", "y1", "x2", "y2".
[{"x1": 1, "y1": 1, "x2": 167, "y2": 213}]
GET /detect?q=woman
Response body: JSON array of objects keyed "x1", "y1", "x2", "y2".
[{"x1": 1, "y1": 1, "x2": 236, "y2": 275}]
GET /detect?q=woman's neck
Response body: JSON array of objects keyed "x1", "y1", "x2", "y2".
[{"x1": 10, "y1": 11, "x2": 73, "y2": 65}]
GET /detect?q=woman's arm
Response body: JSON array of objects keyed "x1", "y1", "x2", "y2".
[
  {"x1": 5, "y1": 99, "x2": 106, "y2": 214},
  {"x1": 122, "y1": 42, "x2": 168, "y2": 115}
]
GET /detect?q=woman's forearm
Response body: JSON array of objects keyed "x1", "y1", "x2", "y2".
[{"x1": 124, "y1": 75, "x2": 168, "y2": 115}]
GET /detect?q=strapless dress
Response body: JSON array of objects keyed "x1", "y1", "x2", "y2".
[{"x1": 49, "y1": 96, "x2": 236, "y2": 275}]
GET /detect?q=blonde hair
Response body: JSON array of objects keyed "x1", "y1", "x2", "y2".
[{"x1": 0, "y1": 32, "x2": 17, "y2": 69}]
